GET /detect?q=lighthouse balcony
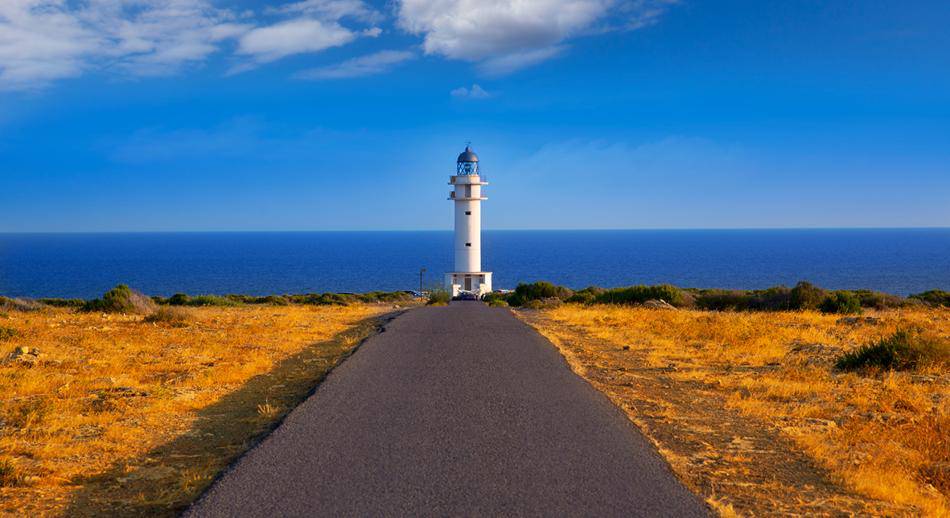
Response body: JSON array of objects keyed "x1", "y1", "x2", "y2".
[
  {"x1": 448, "y1": 192, "x2": 488, "y2": 201},
  {"x1": 448, "y1": 175, "x2": 489, "y2": 185}
]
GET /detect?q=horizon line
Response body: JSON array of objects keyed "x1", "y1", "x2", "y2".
[{"x1": 1, "y1": 226, "x2": 949, "y2": 235}]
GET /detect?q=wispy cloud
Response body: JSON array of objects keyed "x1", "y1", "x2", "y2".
[
  {"x1": 296, "y1": 50, "x2": 415, "y2": 80},
  {"x1": 0, "y1": 0, "x2": 384, "y2": 90},
  {"x1": 0, "y1": 0, "x2": 250, "y2": 90},
  {"x1": 450, "y1": 83, "x2": 492, "y2": 99},
  {"x1": 234, "y1": 18, "x2": 355, "y2": 67},
  {"x1": 396, "y1": 0, "x2": 677, "y2": 74}
]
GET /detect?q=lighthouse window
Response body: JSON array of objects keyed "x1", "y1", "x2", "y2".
[
  {"x1": 465, "y1": 211, "x2": 472, "y2": 215},
  {"x1": 465, "y1": 243, "x2": 472, "y2": 247}
]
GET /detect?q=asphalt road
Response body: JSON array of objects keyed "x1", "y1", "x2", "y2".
[{"x1": 186, "y1": 302, "x2": 706, "y2": 517}]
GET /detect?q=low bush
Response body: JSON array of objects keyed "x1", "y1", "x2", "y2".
[
  {"x1": 565, "y1": 286, "x2": 606, "y2": 305},
  {"x1": 182, "y1": 295, "x2": 240, "y2": 307},
  {"x1": 523, "y1": 297, "x2": 562, "y2": 310},
  {"x1": 692, "y1": 286, "x2": 793, "y2": 311},
  {"x1": 359, "y1": 291, "x2": 414, "y2": 304},
  {"x1": 143, "y1": 307, "x2": 193, "y2": 325},
  {"x1": 487, "y1": 298, "x2": 509, "y2": 307},
  {"x1": 508, "y1": 282, "x2": 573, "y2": 307},
  {"x1": 36, "y1": 298, "x2": 85, "y2": 308},
  {"x1": 820, "y1": 292, "x2": 863, "y2": 315},
  {"x1": 82, "y1": 285, "x2": 157, "y2": 314},
  {"x1": 851, "y1": 290, "x2": 906, "y2": 310},
  {"x1": 790, "y1": 281, "x2": 827, "y2": 310},
  {"x1": 836, "y1": 329, "x2": 949, "y2": 371},
  {"x1": 910, "y1": 290, "x2": 950, "y2": 308},
  {"x1": 595, "y1": 284, "x2": 688, "y2": 307},
  {"x1": 427, "y1": 289, "x2": 451, "y2": 306},
  {"x1": 0, "y1": 297, "x2": 43, "y2": 312}
]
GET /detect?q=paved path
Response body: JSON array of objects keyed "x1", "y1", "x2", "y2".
[{"x1": 187, "y1": 302, "x2": 706, "y2": 517}]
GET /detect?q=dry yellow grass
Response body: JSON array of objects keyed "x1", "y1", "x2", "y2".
[
  {"x1": 522, "y1": 304, "x2": 950, "y2": 516},
  {"x1": 0, "y1": 303, "x2": 395, "y2": 516}
]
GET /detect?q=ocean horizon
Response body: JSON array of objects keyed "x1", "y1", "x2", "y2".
[{"x1": 2, "y1": 228, "x2": 949, "y2": 299}]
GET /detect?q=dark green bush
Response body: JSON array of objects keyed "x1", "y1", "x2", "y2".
[
  {"x1": 910, "y1": 290, "x2": 950, "y2": 307},
  {"x1": 836, "y1": 329, "x2": 949, "y2": 371},
  {"x1": 481, "y1": 292, "x2": 510, "y2": 305},
  {"x1": 508, "y1": 282, "x2": 573, "y2": 307},
  {"x1": 851, "y1": 290, "x2": 905, "y2": 310},
  {"x1": 184, "y1": 295, "x2": 240, "y2": 307},
  {"x1": 82, "y1": 285, "x2": 157, "y2": 314},
  {"x1": 168, "y1": 293, "x2": 190, "y2": 305},
  {"x1": 820, "y1": 292, "x2": 863, "y2": 314},
  {"x1": 693, "y1": 286, "x2": 792, "y2": 311},
  {"x1": 594, "y1": 284, "x2": 688, "y2": 307},
  {"x1": 565, "y1": 286, "x2": 606, "y2": 304},
  {"x1": 790, "y1": 281, "x2": 827, "y2": 310}
]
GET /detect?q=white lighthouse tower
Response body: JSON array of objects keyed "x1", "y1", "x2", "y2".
[{"x1": 445, "y1": 145, "x2": 492, "y2": 298}]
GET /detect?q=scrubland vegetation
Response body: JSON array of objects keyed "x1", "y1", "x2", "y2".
[
  {"x1": 489, "y1": 280, "x2": 943, "y2": 314},
  {"x1": 521, "y1": 303, "x2": 950, "y2": 516},
  {"x1": 0, "y1": 285, "x2": 409, "y2": 515}
]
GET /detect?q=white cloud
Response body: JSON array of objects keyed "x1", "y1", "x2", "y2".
[
  {"x1": 396, "y1": 0, "x2": 675, "y2": 73},
  {"x1": 267, "y1": 0, "x2": 382, "y2": 24},
  {"x1": 0, "y1": 0, "x2": 251, "y2": 89},
  {"x1": 236, "y1": 18, "x2": 355, "y2": 65},
  {"x1": 296, "y1": 50, "x2": 414, "y2": 80},
  {"x1": 450, "y1": 83, "x2": 491, "y2": 99},
  {"x1": 0, "y1": 0, "x2": 384, "y2": 90}
]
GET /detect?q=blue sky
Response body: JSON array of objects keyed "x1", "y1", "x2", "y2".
[{"x1": 1, "y1": 0, "x2": 948, "y2": 231}]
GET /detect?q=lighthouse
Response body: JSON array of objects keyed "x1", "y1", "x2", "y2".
[{"x1": 445, "y1": 145, "x2": 492, "y2": 298}]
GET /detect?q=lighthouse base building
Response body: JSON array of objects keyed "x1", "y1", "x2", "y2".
[{"x1": 445, "y1": 146, "x2": 492, "y2": 298}]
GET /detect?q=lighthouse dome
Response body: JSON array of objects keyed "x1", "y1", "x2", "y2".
[{"x1": 457, "y1": 146, "x2": 479, "y2": 163}]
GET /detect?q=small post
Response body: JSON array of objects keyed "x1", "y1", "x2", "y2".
[{"x1": 419, "y1": 267, "x2": 426, "y2": 293}]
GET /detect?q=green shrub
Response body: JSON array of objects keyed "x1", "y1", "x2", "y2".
[
  {"x1": 185, "y1": 295, "x2": 240, "y2": 307},
  {"x1": 594, "y1": 284, "x2": 688, "y2": 307},
  {"x1": 693, "y1": 286, "x2": 792, "y2": 311},
  {"x1": 167, "y1": 293, "x2": 190, "y2": 305},
  {"x1": 0, "y1": 297, "x2": 43, "y2": 312},
  {"x1": 290, "y1": 293, "x2": 356, "y2": 306},
  {"x1": 36, "y1": 298, "x2": 85, "y2": 308},
  {"x1": 565, "y1": 286, "x2": 606, "y2": 305},
  {"x1": 358, "y1": 291, "x2": 413, "y2": 303},
  {"x1": 507, "y1": 282, "x2": 573, "y2": 307},
  {"x1": 481, "y1": 292, "x2": 510, "y2": 305},
  {"x1": 820, "y1": 292, "x2": 863, "y2": 315},
  {"x1": 487, "y1": 298, "x2": 509, "y2": 307},
  {"x1": 82, "y1": 285, "x2": 157, "y2": 314},
  {"x1": 427, "y1": 289, "x2": 451, "y2": 306},
  {"x1": 836, "y1": 329, "x2": 949, "y2": 371},
  {"x1": 910, "y1": 290, "x2": 950, "y2": 307},
  {"x1": 790, "y1": 281, "x2": 827, "y2": 310},
  {"x1": 851, "y1": 290, "x2": 906, "y2": 310}
]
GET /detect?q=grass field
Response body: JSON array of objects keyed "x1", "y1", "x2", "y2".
[
  {"x1": 521, "y1": 305, "x2": 949, "y2": 516},
  {"x1": 0, "y1": 303, "x2": 394, "y2": 516}
]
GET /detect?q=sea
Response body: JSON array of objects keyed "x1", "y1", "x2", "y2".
[{"x1": 1, "y1": 229, "x2": 948, "y2": 299}]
